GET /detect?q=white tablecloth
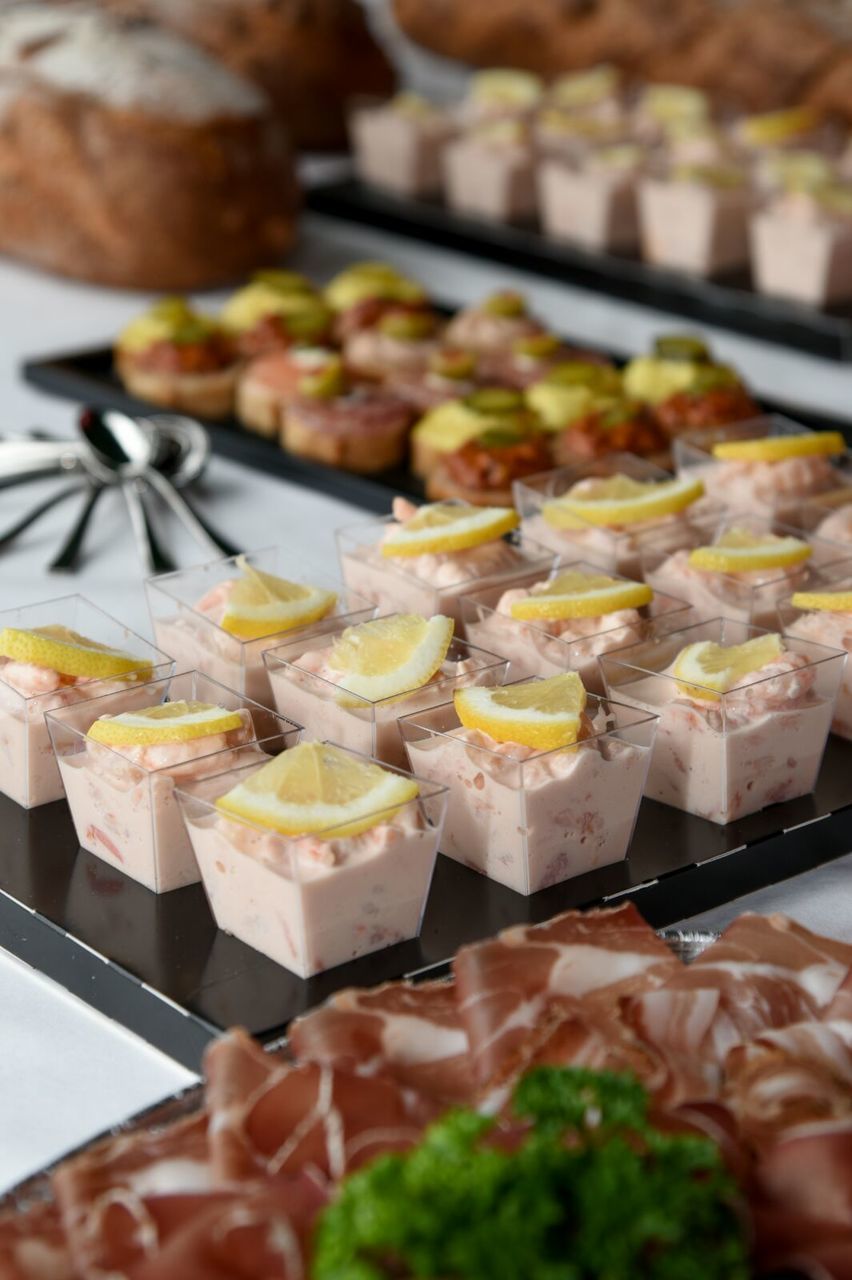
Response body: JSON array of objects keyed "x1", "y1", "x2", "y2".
[{"x1": 2, "y1": 213, "x2": 852, "y2": 1196}]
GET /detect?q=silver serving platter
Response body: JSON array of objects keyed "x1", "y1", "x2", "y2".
[{"x1": 0, "y1": 930, "x2": 718, "y2": 1217}]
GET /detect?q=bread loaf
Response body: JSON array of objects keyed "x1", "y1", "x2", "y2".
[{"x1": 0, "y1": 4, "x2": 300, "y2": 289}]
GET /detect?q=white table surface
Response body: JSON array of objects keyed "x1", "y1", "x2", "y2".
[{"x1": 2, "y1": 211, "x2": 852, "y2": 1197}]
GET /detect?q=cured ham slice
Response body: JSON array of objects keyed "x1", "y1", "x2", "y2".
[
  {"x1": 0, "y1": 1201, "x2": 77, "y2": 1280},
  {"x1": 288, "y1": 979, "x2": 474, "y2": 1105},
  {"x1": 826, "y1": 970, "x2": 852, "y2": 1022},
  {"x1": 453, "y1": 903, "x2": 681, "y2": 1085},
  {"x1": 203, "y1": 1029, "x2": 426, "y2": 1184},
  {"x1": 622, "y1": 986, "x2": 740, "y2": 1104}
]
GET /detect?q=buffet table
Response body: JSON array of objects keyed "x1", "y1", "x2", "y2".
[{"x1": 2, "y1": 211, "x2": 852, "y2": 1197}]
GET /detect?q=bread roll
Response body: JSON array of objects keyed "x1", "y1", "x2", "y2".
[
  {"x1": 0, "y1": 4, "x2": 300, "y2": 289},
  {"x1": 101, "y1": 0, "x2": 396, "y2": 151}
]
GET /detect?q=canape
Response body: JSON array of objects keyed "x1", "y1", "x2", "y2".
[
  {"x1": 388, "y1": 349, "x2": 481, "y2": 413},
  {"x1": 425, "y1": 423, "x2": 554, "y2": 506},
  {"x1": 0, "y1": 598, "x2": 172, "y2": 809},
  {"x1": 410, "y1": 386, "x2": 538, "y2": 478},
  {"x1": 264, "y1": 612, "x2": 509, "y2": 769},
  {"x1": 343, "y1": 307, "x2": 444, "y2": 382},
  {"x1": 400, "y1": 673, "x2": 657, "y2": 895},
  {"x1": 324, "y1": 262, "x2": 428, "y2": 341},
  {"x1": 525, "y1": 360, "x2": 623, "y2": 431},
  {"x1": 443, "y1": 290, "x2": 544, "y2": 354},
  {"x1": 600, "y1": 619, "x2": 844, "y2": 824},
  {"x1": 115, "y1": 298, "x2": 239, "y2": 419},
  {"x1": 538, "y1": 144, "x2": 646, "y2": 252},
  {"x1": 236, "y1": 346, "x2": 340, "y2": 438},
  {"x1": 350, "y1": 92, "x2": 456, "y2": 197},
  {"x1": 478, "y1": 332, "x2": 610, "y2": 390},
  {"x1": 45, "y1": 671, "x2": 300, "y2": 893},
  {"x1": 623, "y1": 335, "x2": 760, "y2": 437},
  {"x1": 639, "y1": 163, "x2": 753, "y2": 276},
  {"x1": 175, "y1": 741, "x2": 448, "y2": 977},
  {"x1": 443, "y1": 119, "x2": 538, "y2": 222},
  {"x1": 552, "y1": 396, "x2": 669, "y2": 465},
  {"x1": 220, "y1": 272, "x2": 332, "y2": 359}
]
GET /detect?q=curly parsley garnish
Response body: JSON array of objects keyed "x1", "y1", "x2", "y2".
[{"x1": 311, "y1": 1067, "x2": 749, "y2": 1280}]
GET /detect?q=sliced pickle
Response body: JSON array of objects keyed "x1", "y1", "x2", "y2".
[{"x1": 652, "y1": 335, "x2": 711, "y2": 363}]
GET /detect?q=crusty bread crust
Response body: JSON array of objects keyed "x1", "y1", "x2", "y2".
[
  {"x1": 117, "y1": 354, "x2": 238, "y2": 419},
  {"x1": 282, "y1": 410, "x2": 407, "y2": 474},
  {"x1": 425, "y1": 466, "x2": 513, "y2": 508},
  {"x1": 236, "y1": 376, "x2": 284, "y2": 438}
]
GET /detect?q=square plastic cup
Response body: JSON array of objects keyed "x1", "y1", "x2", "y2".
[
  {"x1": 642, "y1": 513, "x2": 852, "y2": 630},
  {"x1": 145, "y1": 547, "x2": 376, "y2": 711},
  {"x1": 399, "y1": 687, "x2": 658, "y2": 895},
  {"x1": 461, "y1": 559, "x2": 693, "y2": 693},
  {"x1": 45, "y1": 670, "x2": 301, "y2": 893},
  {"x1": 599, "y1": 617, "x2": 846, "y2": 825},
  {"x1": 175, "y1": 746, "x2": 449, "y2": 978},
  {"x1": 779, "y1": 563, "x2": 852, "y2": 741},
  {"x1": 512, "y1": 451, "x2": 726, "y2": 577},
  {"x1": 0, "y1": 596, "x2": 173, "y2": 809},
  {"x1": 264, "y1": 618, "x2": 510, "y2": 770},
  {"x1": 335, "y1": 509, "x2": 557, "y2": 634},
  {"x1": 795, "y1": 484, "x2": 852, "y2": 545},
  {"x1": 673, "y1": 414, "x2": 849, "y2": 526}
]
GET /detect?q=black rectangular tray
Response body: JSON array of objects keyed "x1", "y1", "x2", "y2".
[
  {"x1": 307, "y1": 177, "x2": 852, "y2": 363},
  {"x1": 3, "y1": 735, "x2": 852, "y2": 1072}
]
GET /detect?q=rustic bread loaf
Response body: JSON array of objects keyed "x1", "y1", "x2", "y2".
[{"x1": 0, "y1": 4, "x2": 300, "y2": 289}]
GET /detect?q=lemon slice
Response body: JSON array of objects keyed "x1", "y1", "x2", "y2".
[
  {"x1": 712, "y1": 432, "x2": 845, "y2": 463},
  {"x1": 739, "y1": 106, "x2": 819, "y2": 147},
  {"x1": 673, "y1": 633, "x2": 784, "y2": 701},
  {"x1": 0, "y1": 625, "x2": 151, "y2": 682},
  {"x1": 381, "y1": 502, "x2": 519, "y2": 557},
  {"x1": 542, "y1": 474, "x2": 704, "y2": 529},
  {"x1": 791, "y1": 590, "x2": 852, "y2": 612},
  {"x1": 328, "y1": 614, "x2": 454, "y2": 704},
  {"x1": 455, "y1": 672, "x2": 586, "y2": 751},
  {"x1": 215, "y1": 741, "x2": 419, "y2": 838},
  {"x1": 221, "y1": 557, "x2": 337, "y2": 640},
  {"x1": 688, "y1": 527, "x2": 812, "y2": 574},
  {"x1": 510, "y1": 570, "x2": 653, "y2": 620},
  {"x1": 470, "y1": 69, "x2": 543, "y2": 109},
  {"x1": 87, "y1": 700, "x2": 243, "y2": 748}
]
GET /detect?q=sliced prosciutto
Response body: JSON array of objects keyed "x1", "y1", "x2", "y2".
[
  {"x1": 0, "y1": 1200, "x2": 77, "y2": 1280},
  {"x1": 288, "y1": 979, "x2": 473, "y2": 1105},
  {"x1": 203, "y1": 1028, "x2": 427, "y2": 1184},
  {"x1": 622, "y1": 985, "x2": 741, "y2": 1104},
  {"x1": 453, "y1": 903, "x2": 681, "y2": 1085}
]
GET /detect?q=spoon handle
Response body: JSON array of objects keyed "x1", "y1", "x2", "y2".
[
  {"x1": 124, "y1": 480, "x2": 175, "y2": 575},
  {"x1": 49, "y1": 483, "x2": 106, "y2": 572},
  {"x1": 143, "y1": 467, "x2": 239, "y2": 558},
  {"x1": 0, "y1": 482, "x2": 84, "y2": 551}
]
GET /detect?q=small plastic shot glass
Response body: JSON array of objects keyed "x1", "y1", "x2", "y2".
[
  {"x1": 599, "y1": 616, "x2": 846, "y2": 825},
  {"x1": 399, "y1": 684, "x2": 658, "y2": 895},
  {"x1": 512, "y1": 451, "x2": 725, "y2": 577},
  {"x1": 175, "y1": 745, "x2": 449, "y2": 978},
  {"x1": 641, "y1": 512, "x2": 852, "y2": 629},
  {"x1": 145, "y1": 546, "x2": 376, "y2": 709},
  {"x1": 461, "y1": 558, "x2": 693, "y2": 693},
  {"x1": 45, "y1": 670, "x2": 301, "y2": 893},
  {"x1": 263, "y1": 616, "x2": 510, "y2": 771},
  {"x1": 0, "y1": 595, "x2": 173, "y2": 809}
]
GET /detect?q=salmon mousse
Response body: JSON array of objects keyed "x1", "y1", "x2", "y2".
[
  {"x1": 782, "y1": 580, "x2": 852, "y2": 739},
  {"x1": 600, "y1": 623, "x2": 845, "y2": 825},
  {"x1": 400, "y1": 673, "x2": 657, "y2": 895},
  {"x1": 146, "y1": 552, "x2": 374, "y2": 711},
  {"x1": 175, "y1": 741, "x2": 448, "y2": 978},
  {"x1": 0, "y1": 601, "x2": 172, "y2": 809},
  {"x1": 638, "y1": 163, "x2": 753, "y2": 277},
  {"x1": 350, "y1": 93, "x2": 456, "y2": 197},
  {"x1": 462, "y1": 564, "x2": 691, "y2": 692},
  {"x1": 538, "y1": 144, "x2": 646, "y2": 252},
  {"x1": 264, "y1": 613, "x2": 509, "y2": 770},
  {"x1": 336, "y1": 498, "x2": 556, "y2": 631},
  {"x1": 514, "y1": 456, "x2": 721, "y2": 577},
  {"x1": 751, "y1": 185, "x2": 852, "y2": 307},
  {"x1": 444, "y1": 118, "x2": 538, "y2": 222},
  {"x1": 45, "y1": 675, "x2": 300, "y2": 893}
]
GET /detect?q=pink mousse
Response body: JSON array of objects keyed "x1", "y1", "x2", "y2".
[
  {"x1": 647, "y1": 549, "x2": 804, "y2": 628},
  {"x1": 785, "y1": 609, "x2": 852, "y2": 739}
]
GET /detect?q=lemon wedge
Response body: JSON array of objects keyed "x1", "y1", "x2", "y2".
[
  {"x1": 328, "y1": 614, "x2": 454, "y2": 704},
  {"x1": 739, "y1": 106, "x2": 819, "y2": 147},
  {"x1": 87, "y1": 700, "x2": 243, "y2": 748},
  {"x1": 221, "y1": 557, "x2": 337, "y2": 640},
  {"x1": 455, "y1": 672, "x2": 586, "y2": 750},
  {"x1": 712, "y1": 432, "x2": 845, "y2": 463},
  {"x1": 381, "y1": 502, "x2": 519, "y2": 557},
  {"x1": 688, "y1": 527, "x2": 812, "y2": 574},
  {"x1": 791, "y1": 590, "x2": 852, "y2": 612},
  {"x1": 510, "y1": 570, "x2": 653, "y2": 620},
  {"x1": 542, "y1": 474, "x2": 704, "y2": 529},
  {"x1": 0, "y1": 625, "x2": 151, "y2": 682},
  {"x1": 673, "y1": 633, "x2": 784, "y2": 701},
  {"x1": 215, "y1": 741, "x2": 419, "y2": 838}
]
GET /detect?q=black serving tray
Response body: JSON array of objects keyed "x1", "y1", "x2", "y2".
[
  {"x1": 2, "y1": 734, "x2": 852, "y2": 1072},
  {"x1": 307, "y1": 177, "x2": 852, "y2": 363}
]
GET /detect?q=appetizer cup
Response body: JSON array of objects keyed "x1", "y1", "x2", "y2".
[
  {"x1": 264, "y1": 624, "x2": 510, "y2": 770},
  {"x1": 175, "y1": 747, "x2": 449, "y2": 978},
  {"x1": 795, "y1": 484, "x2": 852, "y2": 545},
  {"x1": 513, "y1": 452, "x2": 725, "y2": 577},
  {"x1": 145, "y1": 548, "x2": 375, "y2": 714},
  {"x1": 600, "y1": 617, "x2": 845, "y2": 825},
  {"x1": 336, "y1": 515, "x2": 556, "y2": 633},
  {"x1": 399, "y1": 689, "x2": 657, "y2": 895},
  {"x1": 0, "y1": 596, "x2": 173, "y2": 809},
  {"x1": 45, "y1": 671, "x2": 301, "y2": 893},
  {"x1": 461, "y1": 560, "x2": 693, "y2": 692},
  {"x1": 641, "y1": 514, "x2": 852, "y2": 628},
  {"x1": 779, "y1": 564, "x2": 852, "y2": 740}
]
